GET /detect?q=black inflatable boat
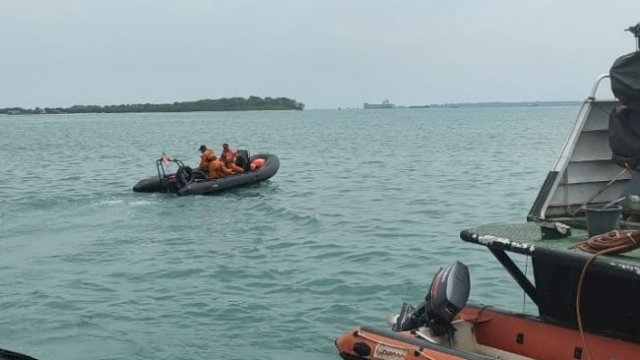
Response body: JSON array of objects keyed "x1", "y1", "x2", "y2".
[{"x1": 133, "y1": 152, "x2": 279, "y2": 196}]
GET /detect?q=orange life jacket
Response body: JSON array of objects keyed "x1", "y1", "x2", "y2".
[
  {"x1": 199, "y1": 149, "x2": 214, "y2": 171},
  {"x1": 221, "y1": 149, "x2": 235, "y2": 164},
  {"x1": 207, "y1": 159, "x2": 224, "y2": 179}
]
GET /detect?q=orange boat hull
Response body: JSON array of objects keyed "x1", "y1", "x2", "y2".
[{"x1": 336, "y1": 304, "x2": 640, "y2": 360}]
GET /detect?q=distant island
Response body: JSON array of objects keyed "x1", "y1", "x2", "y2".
[
  {"x1": 362, "y1": 100, "x2": 581, "y2": 110},
  {"x1": 0, "y1": 96, "x2": 305, "y2": 115},
  {"x1": 422, "y1": 101, "x2": 581, "y2": 108}
]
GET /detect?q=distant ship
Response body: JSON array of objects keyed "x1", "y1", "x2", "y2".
[{"x1": 363, "y1": 99, "x2": 395, "y2": 109}]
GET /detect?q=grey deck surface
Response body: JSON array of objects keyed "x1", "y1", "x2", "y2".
[{"x1": 462, "y1": 222, "x2": 640, "y2": 269}]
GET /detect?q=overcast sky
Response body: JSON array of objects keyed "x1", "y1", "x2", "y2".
[{"x1": 1, "y1": 0, "x2": 639, "y2": 109}]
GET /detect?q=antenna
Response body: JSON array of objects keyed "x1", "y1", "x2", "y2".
[{"x1": 625, "y1": 22, "x2": 640, "y2": 50}]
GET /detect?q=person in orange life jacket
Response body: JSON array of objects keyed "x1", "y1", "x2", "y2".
[
  {"x1": 206, "y1": 154, "x2": 232, "y2": 179},
  {"x1": 198, "y1": 145, "x2": 215, "y2": 174},
  {"x1": 220, "y1": 157, "x2": 244, "y2": 175},
  {"x1": 220, "y1": 143, "x2": 234, "y2": 163},
  {"x1": 220, "y1": 143, "x2": 244, "y2": 173}
]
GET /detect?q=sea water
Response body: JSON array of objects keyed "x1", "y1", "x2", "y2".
[{"x1": 0, "y1": 106, "x2": 577, "y2": 360}]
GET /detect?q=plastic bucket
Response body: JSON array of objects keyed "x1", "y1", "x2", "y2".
[{"x1": 585, "y1": 204, "x2": 622, "y2": 237}]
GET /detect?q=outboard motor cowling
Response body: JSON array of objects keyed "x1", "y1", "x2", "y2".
[
  {"x1": 428, "y1": 260, "x2": 471, "y2": 325},
  {"x1": 235, "y1": 150, "x2": 250, "y2": 172},
  {"x1": 392, "y1": 261, "x2": 470, "y2": 336}
]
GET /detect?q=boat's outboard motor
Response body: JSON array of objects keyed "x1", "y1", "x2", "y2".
[
  {"x1": 392, "y1": 261, "x2": 470, "y2": 336},
  {"x1": 235, "y1": 150, "x2": 250, "y2": 171}
]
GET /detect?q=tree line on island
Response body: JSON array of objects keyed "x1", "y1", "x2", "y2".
[{"x1": 1, "y1": 96, "x2": 305, "y2": 115}]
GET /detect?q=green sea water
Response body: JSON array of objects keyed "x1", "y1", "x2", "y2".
[{"x1": 0, "y1": 106, "x2": 577, "y2": 360}]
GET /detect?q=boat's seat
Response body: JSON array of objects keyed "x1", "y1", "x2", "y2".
[{"x1": 192, "y1": 170, "x2": 206, "y2": 180}]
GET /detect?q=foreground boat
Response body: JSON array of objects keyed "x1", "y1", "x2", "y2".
[
  {"x1": 0, "y1": 348, "x2": 39, "y2": 360},
  {"x1": 336, "y1": 228, "x2": 640, "y2": 360},
  {"x1": 133, "y1": 152, "x2": 279, "y2": 195},
  {"x1": 336, "y1": 24, "x2": 640, "y2": 360}
]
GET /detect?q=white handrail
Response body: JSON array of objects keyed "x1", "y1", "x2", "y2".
[{"x1": 588, "y1": 74, "x2": 611, "y2": 100}]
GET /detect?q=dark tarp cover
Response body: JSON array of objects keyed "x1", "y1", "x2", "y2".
[
  {"x1": 533, "y1": 256, "x2": 640, "y2": 344},
  {"x1": 609, "y1": 106, "x2": 640, "y2": 169},
  {"x1": 610, "y1": 51, "x2": 640, "y2": 110}
]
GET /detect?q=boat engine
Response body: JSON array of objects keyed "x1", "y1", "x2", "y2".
[
  {"x1": 392, "y1": 261, "x2": 470, "y2": 336},
  {"x1": 235, "y1": 150, "x2": 250, "y2": 171}
]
